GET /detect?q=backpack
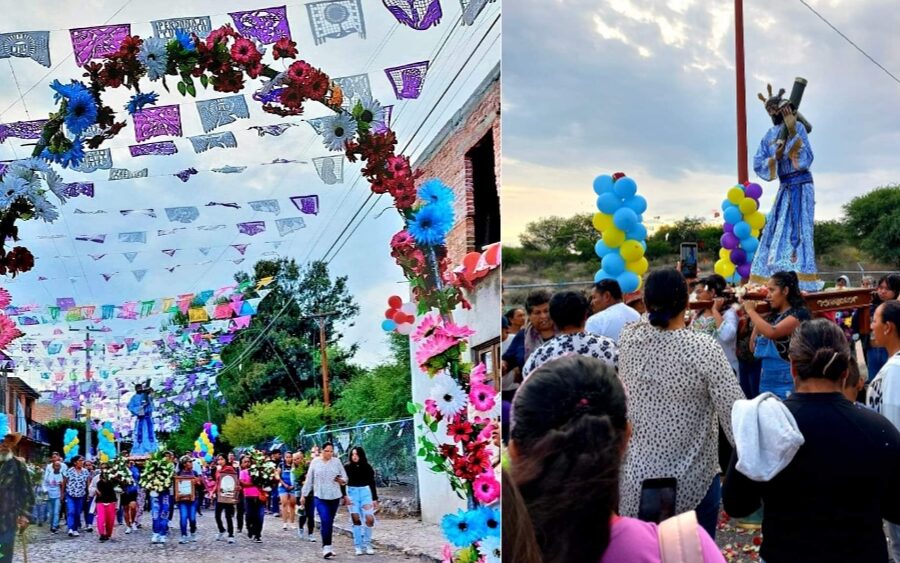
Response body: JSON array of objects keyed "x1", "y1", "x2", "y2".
[{"x1": 657, "y1": 511, "x2": 705, "y2": 563}]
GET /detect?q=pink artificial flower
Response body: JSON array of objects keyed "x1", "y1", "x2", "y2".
[
  {"x1": 442, "y1": 544, "x2": 454, "y2": 563},
  {"x1": 437, "y1": 322, "x2": 475, "y2": 340},
  {"x1": 473, "y1": 475, "x2": 500, "y2": 504},
  {"x1": 0, "y1": 288, "x2": 11, "y2": 309},
  {"x1": 469, "y1": 363, "x2": 487, "y2": 385},
  {"x1": 0, "y1": 314, "x2": 22, "y2": 349},
  {"x1": 469, "y1": 384, "x2": 496, "y2": 413},
  {"x1": 415, "y1": 333, "x2": 458, "y2": 369},
  {"x1": 477, "y1": 419, "x2": 497, "y2": 443},
  {"x1": 424, "y1": 399, "x2": 440, "y2": 418},
  {"x1": 411, "y1": 313, "x2": 441, "y2": 342},
  {"x1": 390, "y1": 229, "x2": 415, "y2": 251}
]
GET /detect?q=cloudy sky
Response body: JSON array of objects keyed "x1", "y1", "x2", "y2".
[
  {"x1": 502, "y1": 0, "x2": 900, "y2": 243},
  {"x1": 0, "y1": 0, "x2": 500, "y2": 393}
]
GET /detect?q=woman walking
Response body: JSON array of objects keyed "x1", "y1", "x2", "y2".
[
  {"x1": 176, "y1": 457, "x2": 200, "y2": 544},
  {"x1": 92, "y1": 462, "x2": 118, "y2": 542},
  {"x1": 82, "y1": 460, "x2": 96, "y2": 533},
  {"x1": 724, "y1": 319, "x2": 900, "y2": 562},
  {"x1": 62, "y1": 455, "x2": 89, "y2": 537},
  {"x1": 293, "y1": 448, "x2": 316, "y2": 542},
  {"x1": 617, "y1": 269, "x2": 744, "y2": 538},
  {"x1": 213, "y1": 455, "x2": 238, "y2": 544},
  {"x1": 239, "y1": 455, "x2": 264, "y2": 543},
  {"x1": 744, "y1": 271, "x2": 811, "y2": 399},
  {"x1": 278, "y1": 451, "x2": 297, "y2": 530},
  {"x1": 121, "y1": 459, "x2": 140, "y2": 534},
  {"x1": 345, "y1": 447, "x2": 379, "y2": 556},
  {"x1": 43, "y1": 459, "x2": 64, "y2": 533},
  {"x1": 300, "y1": 442, "x2": 349, "y2": 559}
]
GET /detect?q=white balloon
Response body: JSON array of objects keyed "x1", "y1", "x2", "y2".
[
  {"x1": 401, "y1": 302, "x2": 416, "y2": 315},
  {"x1": 396, "y1": 323, "x2": 414, "y2": 335}
]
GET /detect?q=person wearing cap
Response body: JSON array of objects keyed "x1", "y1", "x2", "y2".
[
  {"x1": 0, "y1": 416, "x2": 33, "y2": 563},
  {"x1": 835, "y1": 275, "x2": 850, "y2": 290}
]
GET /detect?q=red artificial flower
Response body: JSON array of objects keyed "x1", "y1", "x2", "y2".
[
  {"x1": 205, "y1": 25, "x2": 237, "y2": 49},
  {"x1": 279, "y1": 86, "x2": 305, "y2": 110},
  {"x1": 230, "y1": 37, "x2": 261, "y2": 66},
  {"x1": 303, "y1": 71, "x2": 330, "y2": 100},
  {"x1": 116, "y1": 35, "x2": 143, "y2": 58},
  {"x1": 439, "y1": 444, "x2": 459, "y2": 460},
  {"x1": 262, "y1": 104, "x2": 303, "y2": 117},
  {"x1": 447, "y1": 420, "x2": 474, "y2": 443},
  {"x1": 212, "y1": 69, "x2": 245, "y2": 93},
  {"x1": 82, "y1": 62, "x2": 104, "y2": 86},
  {"x1": 287, "y1": 61, "x2": 314, "y2": 84},
  {"x1": 387, "y1": 155, "x2": 411, "y2": 178},
  {"x1": 272, "y1": 37, "x2": 298, "y2": 60},
  {"x1": 246, "y1": 62, "x2": 264, "y2": 79},
  {"x1": 99, "y1": 61, "x2": 126, "y2": 88}
]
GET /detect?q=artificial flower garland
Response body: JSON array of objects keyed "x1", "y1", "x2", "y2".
[
  {"x1": 139, "y1": 450, "x2": 175, "y2": 495},
  {"x1": 22, "y1": 25, "x2": 494, "y2": 560}
]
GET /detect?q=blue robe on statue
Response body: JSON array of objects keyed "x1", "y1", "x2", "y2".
[
  {"x1": 127, "y1": 391, "x2": 158, "y2": 455},
  {"x1": 750, "y1": 121, "x2": 824, "y2": 291}
]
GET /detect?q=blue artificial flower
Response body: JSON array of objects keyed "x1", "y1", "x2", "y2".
[
  {"x1": 408, "y1": 203, "x2": 454, "y2": 247},
  {"x1": 138, "y1": 36, "x2": 169, "y2": 81},
  {"x1": 441, "y1": 509, "x2": 487, "y2": 548},
  {"x1": 40, "y1": 137, "x2": 85, "y2": 170},
  {"x1": 175, "y1": 28, "x2": 195, "y2": 51},
  {"x1": 49, "y1": 79, "x2": 82, "y2": 103},
  {"x1": 418, "y1": 178, "x2": 454, "y2": 206},
  {"x1": 63, "y1": 86, "x2": 98, "y2": 136},
  {"x1": 471, "y1": 506, "x2": 500, "y2": 538},
  {"x1": 125, "y1": 92, "x2": 159, "y2": 115}
]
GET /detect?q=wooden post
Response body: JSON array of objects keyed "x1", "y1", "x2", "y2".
[
  {"x1": 735, "y1": 0, "x2": 749, "y2": 184},
  {"x1": 318, "y1": 317, "x2": 330, "y2": 408}
]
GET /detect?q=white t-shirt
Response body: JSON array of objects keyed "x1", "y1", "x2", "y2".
[
  {"x1": 585, "y1": 302, "x2": 641, "y2": 343},
  {"x1": 868, "y1": 351, "x2": 900, "y2": 430}
]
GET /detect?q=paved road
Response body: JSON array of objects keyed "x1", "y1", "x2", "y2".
[{"x1": 12, "y1": 515, "x2": 416, "y2": 562}]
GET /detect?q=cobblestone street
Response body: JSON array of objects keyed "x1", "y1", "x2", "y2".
[{"x1": 11, "y1": 513, "x2": 438, "y2": 563}]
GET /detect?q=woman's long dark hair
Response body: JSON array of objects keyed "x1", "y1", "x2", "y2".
[
  {"x1": 509, "y1": 355, "x2": 628, "y2": 563},
  {"x1": 502, "y1": 468, "x2": 543, "y2": 563},
  {"x1": 645, "y1": 268, "x2": 688, "y2": 328},
  {"x1": 348, "y1": 446, "x2": 370, "y2": 468},
  {"x1": 771, "y1": 271, "x2": 807, "y2": 310}
]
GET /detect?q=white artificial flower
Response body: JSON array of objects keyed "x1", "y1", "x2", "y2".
[
  {"x1": 479, "y1": 537, "x2": 501, "y2": 563},
  {"x1": 430, "y1": 374, "x2": 468, "y2": 418},
  {"x1": 321, "y1": 113, "x2": 358, "y2": 152},
  {"x1": 355, "y1": 95, "x2": 386, "y2": 130}
]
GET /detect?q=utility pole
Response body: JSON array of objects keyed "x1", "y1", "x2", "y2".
[
  {"x1": 735, "y1": 0, "x2": 749, "y2": 184},
  {"x1": 310, "y1": 312, "x2": 339, "y2": 407},
  {"x1": 84, "y1": 333, "x2": 92, "y2": 460}
]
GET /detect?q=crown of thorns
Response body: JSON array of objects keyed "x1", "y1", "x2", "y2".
[{"x1": 758, "y1": 83, "x2": 787, "y2": 109}]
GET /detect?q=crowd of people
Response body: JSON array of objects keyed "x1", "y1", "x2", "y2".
[
  {"x1": 502, "y1": 268, "x2": 900, "y2": 562},
  {"x1": 6, "y1": 442, "x2": 382, "y2": 559}
]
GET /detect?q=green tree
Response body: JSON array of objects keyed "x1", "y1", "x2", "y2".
[
  {"x1": 163, "y1": 399, "x2": 232, "y2": 457},
  {"x1": 216, "y1": 258, "x2": 362, "y2": 413},
  {"x1": 334, "y1": 333, "x2": 412, "y2": 422},
  {"x1": 43, "y1": 419, "x2": 91, "y2": 460},
  {"x1": 220, "y1": 398, "x2": 327, "y2": 448},
  {"x1": 813, "y1": 219, "x2": 850, "y2": 257},
  {"x1": 518, "y1": 213, "x2": 598, "y2": 260},
  {"x1": 844, "y1": 186, "x2": 900, "y2": 265}
]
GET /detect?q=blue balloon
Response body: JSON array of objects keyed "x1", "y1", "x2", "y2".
[
  {"x1": 740, "y1": 236, "x2": 759, "y2": 253},
  {"x1": 613, "y1": 208, "x2": 638, "y2": 232},
  {"x1": 595, "y1": 239, "x2": 614, "y2": 258},
  {"x1": 623, "y1": 195, "x2": 648, "y2": 214},
  {"x1": 602, "y1": 252, "x2": 626, "y2": 276},
  {"x1": 626, "y1": 223, "x2": 648, "y2": 242},
  {"x1": 635, "y1": 213, "x2": 643, "y2": 224},
  {"x1": 640, "y1": 240, "x2": 647, "y2": 252},
  {"x1": 597, "y1": 193, "x2": 622, "y2": 214},
  {"x1": 613, "y1": 177, "x2": 638, "y2": 199},
  {"x1": 594, "y1": 269, "x2": 615, "y2": 283},
  {"x1": 381, "y1": 319, "x2": 396, "y2": 332},
  {"x1": 593, "y1": 175, "x2": 615, "y2": 195},
  {"x1": 723, "y1": 206, "x2": 742, "y2": 225},
  {"x1": 733, "y1": 221, "x2": 751, "y2": 239},
  {"x1": 617, "y1": 271, "x2": 640, "y2": 293},
  {"x1": 722, "y1": 199, "x2": 736, "y2": 212}
]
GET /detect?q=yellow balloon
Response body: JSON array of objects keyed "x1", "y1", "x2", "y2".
[
  {"x1": 620, "y1": 240, "x2": 645, "y2": 262},
  {"x1": 592, "y1": 212, "x2": 613, "y2": 233},
  {"x1": 751, "y1": 228, "x2": 761, "y2": 238},
  {"x1": 715, "y1": 259, "x2": 735, "y2": 278},
  {"x1": 626, "y1": 257, "x2": 649, "y2": 276},
  {"x1": 738, "y1": 197, "x2": 758, "y2": 215},
  {"x1": 719, "y1": 247, "x2": 730, "y2": 260},
  {"x1": 747, "y1": 211, "x2": 766, "y2": 230},
  {"x1": 635, "y1": 276, "x2": 643, "y2": 291},
  {"x1": 727, "y1": 186, "x2": 745, "y2": 205},
  {"x1": 603, "y1": 226, "x2": 626, "y2": 248}
]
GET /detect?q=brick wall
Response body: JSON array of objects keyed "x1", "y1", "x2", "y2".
[
  {"x1": 414, "y1": 72, "x2": 500, "y2": 265},
  {"x1": 32, "y1": 401, "x2": 75, "y2": 423}
]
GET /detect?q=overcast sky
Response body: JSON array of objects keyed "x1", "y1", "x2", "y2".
[
  {"x1": 0, "y1": 0, "x2": 500, "y2": 389},
  {"x1": 502, "y1": 0, "x2": 900, "y2": 243}
]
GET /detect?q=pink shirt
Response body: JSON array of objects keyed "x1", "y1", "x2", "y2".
[
  {"x1": 239, "y1": 469, "x2": 259, "y2": 497},
  {"x1": 600, "y1": 516, "x2": 725, "y2": 563}
]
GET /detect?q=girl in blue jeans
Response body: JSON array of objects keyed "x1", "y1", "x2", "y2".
[
  {"x1": 744, "y1": 271, "x2": 811, "y2": 400},
  {"x1": 344, "y1": 447, "x2": 379, "y2": 556},
  {"x1": 176, "y1": 457, "x2": 200, "y2": 543}
]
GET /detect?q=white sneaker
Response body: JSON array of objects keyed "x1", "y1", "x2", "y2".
[
  {"x1": 160, "y1": 536, "x2": 167, "y2": 544},
  {"x1": 283, "y1": 523, "x2": 288, "y2": 530},
  {"x1": 125, "y1": 527, "x2": 132, "y2": 534},
  {"x1": 132, "y1": 525, "x2": 139, "y2": 533},
  {"x1": 366, "y1": 546, "x2": 375, "y2": 555},
  {"x1": 355, "y1": 547, "x2": 363, "y2": 556},
  {"x1": 324, "y1": 545, "x2": 334, "y2": 559},
  {"x1": 228, "y1": 536, "x2": 235, "y2": 544},
  {"x1": 308, "y1": 535, "x2": 317, "y2": 542},
  {"x1": 179, "y1": 535, "x2": 189, "y2": 544},
  {"x1": 297, "y1": 529, "x2": 306, "y2": 540},
  {"x1": 151, "y1": 533, "x2": 159, "y2": 544},
  {"x1": 71, "y1": 530, "x2": 80, "y2": 537},
  {"x1": 67, "y1": 529, "x2": 74, "y2": 537},
  {"x1": 216, "y1": 532, "x2": 224, "y2": 541},
  {"x1": 190, "y1": 533, "x2": 198, "y2": 543}
]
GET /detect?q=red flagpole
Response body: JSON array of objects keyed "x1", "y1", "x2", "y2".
[{"x1": 735, "y1": 0, "x2": 749, "y2": 184}]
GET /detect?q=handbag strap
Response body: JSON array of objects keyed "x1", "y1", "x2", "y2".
[{"x1": 658, "y1": 511, "x2": 704, "y2": 563}]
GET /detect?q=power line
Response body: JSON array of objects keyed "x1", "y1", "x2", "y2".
[{"x1": 798, "y1": 0, "x2": 900, "y2": 85}]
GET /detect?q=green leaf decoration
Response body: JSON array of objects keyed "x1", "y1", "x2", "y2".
[{"x1": 177, "y1": 81, "x2": 187, "y2": 96}]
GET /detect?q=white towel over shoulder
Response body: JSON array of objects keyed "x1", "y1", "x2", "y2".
[{"x1": 731, "y1": 392, "x2": 805, "y2": 481}]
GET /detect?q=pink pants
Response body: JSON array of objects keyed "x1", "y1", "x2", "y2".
[{"x1": 95, "y1": 502, "x2": 117, "y2": 538}]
